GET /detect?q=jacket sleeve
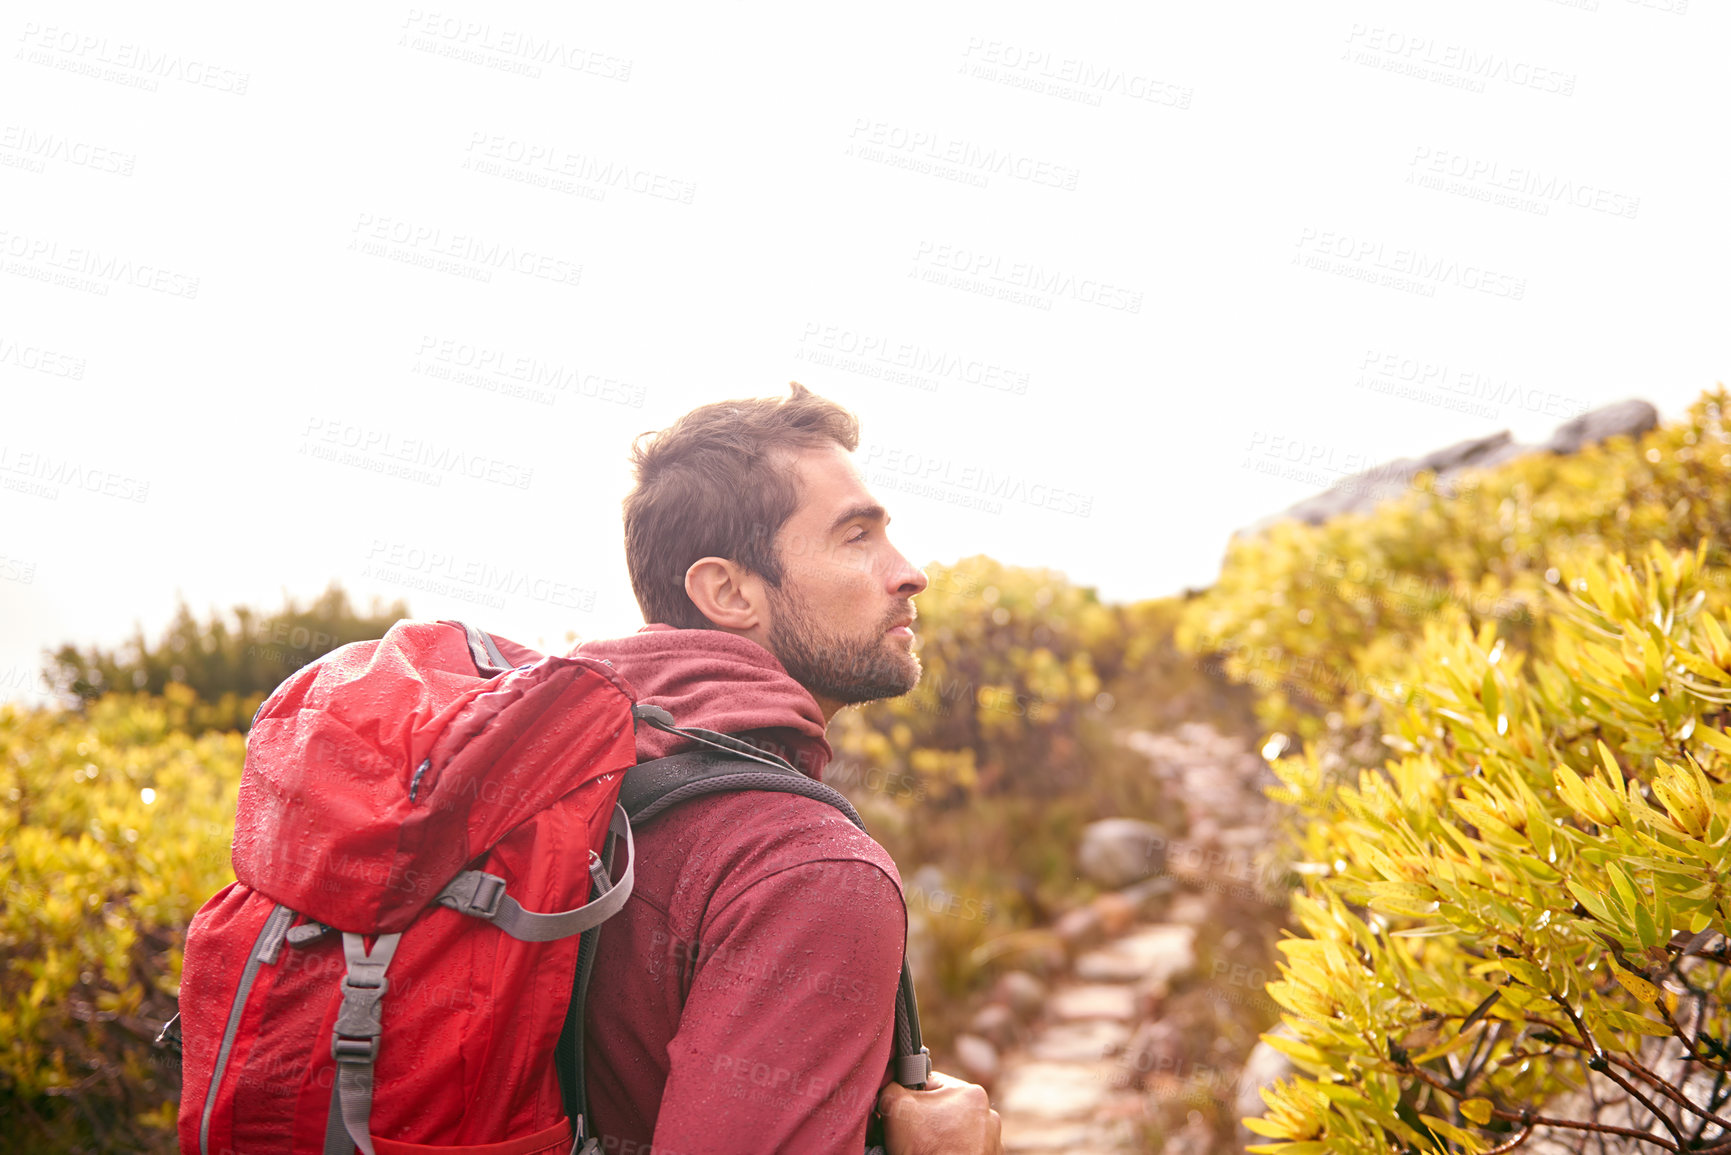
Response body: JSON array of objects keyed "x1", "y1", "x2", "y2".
[{"x1": 649, "y1": 856, "x2": 906, "y2": 1154}]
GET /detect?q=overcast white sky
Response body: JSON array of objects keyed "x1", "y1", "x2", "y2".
[{"x1": 3, "y1": 1, "x2": 1726, "y2": 705}]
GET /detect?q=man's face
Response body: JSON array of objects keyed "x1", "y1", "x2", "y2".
[{"x1": 763, "y1": 443, "x2": 929, "y2": 714}]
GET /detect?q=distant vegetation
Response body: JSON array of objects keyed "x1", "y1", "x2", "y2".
[{"x1": 45, "y1": 584, "x2": 407, "y2": 733}]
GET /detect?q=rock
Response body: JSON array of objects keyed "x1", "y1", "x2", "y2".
[
  {"x1": 1050, "y1": 983, "x2": 1138, "y2": 1022},
  {"x1": 1076, "y1": 944, "x2": 1155, "y2": 984},
  {"x1": 994, "y1": 971, "x2": 1048, "y2": 1019},
  {"x1": 1242, "y1": 430, "x2": 1515, "y2": 533},
  {"x1": 994, "y1": 1060, "x2": 1115, "y2": 1120},
  {"x1": 1117, "y1": 925, "x2": 1195, "y2": 981},
  {"x1": 1030, "y1": 1019, "x2": 1130, "y2": 1063},
  {"x1": 969, "y1": 1002, "x2": 1021, "y2": 1048},
  {"x1": 1053, "y1": 905, "x2": 1105, "y2": 952},
  {"x1": 1015, "y1": 938, "x2": 1069, "y2": 978},
  {"x1": 1000, "y1": 1120, "x2": 1095, "y2": 1153},
  {"x1": 1120, "y1": 874, "x2": 1175, "y2": 917},
  {"x1": 1238, "y1": 399, "x2": 1661, "y2": 537},
  {"x1": 1132, "y1": 978, "x2": 1172, "y2": 1020},
  {"x1": 1541, "y1": 399, "x2": 1658, "y2": 454},
  {"x1": 1091, "y1": 892, "x2": 1137, "y2": 937},
  {"x1": 1160, "y1": 1112, "x2": 1215, "y2": 1155},
  {"x1": 1163, "y1": 893, "x2": 1212, "y2": 926},
  {"x1": 1236, "y1": 1024, "x2": 1300, "y2": 1143},
  {"x1": 1122, "y1": 1019, "x2": 1184, "y2": 1085},
  {"x1": 1078, "y1": 818, "x2": 1167, "y2": 888},
  {"x1": 952, "y1": 1033, "x2": 1000, "y2": 1088}
]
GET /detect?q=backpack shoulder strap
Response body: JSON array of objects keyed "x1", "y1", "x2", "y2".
[
  {"x1": 618, "y1": 748, "x2": 867, "y2": 829},
  {"x1": 557, "y1": 714, "x2": 931, "y2": 1141},
  {"x1": 631, "y1": 711, "x2": 930, "y2": 1072}
]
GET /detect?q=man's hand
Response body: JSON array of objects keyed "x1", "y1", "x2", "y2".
[{"x1": 877, "y1": 1069, "x2": 1003, "y2": 1155}]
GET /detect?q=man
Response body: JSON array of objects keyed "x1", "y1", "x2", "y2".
[{"x1": 577, "y1": 384, "x2": 1002, "y2": 1154}]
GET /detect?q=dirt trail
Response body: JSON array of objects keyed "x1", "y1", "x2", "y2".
[{"x1": 982, "y1": 723, "x2": 1288, "y2": 1154}]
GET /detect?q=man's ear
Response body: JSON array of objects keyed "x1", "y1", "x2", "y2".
[{"x1": 684, "y1": 557, "x2": 767, "y2": 633}]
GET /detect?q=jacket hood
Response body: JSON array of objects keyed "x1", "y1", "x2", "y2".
[{"x1": 577, "y1": 625, "x2": 833, "y2": 780}]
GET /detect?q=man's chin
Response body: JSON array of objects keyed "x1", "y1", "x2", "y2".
[{"x1": 829, "y1": 653, "x2": 922, "y2": 706}]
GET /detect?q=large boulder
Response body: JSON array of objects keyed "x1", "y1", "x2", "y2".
[
  {"x1": 1236, "y1": 1024, "x2": 1300, "y2": 1144},
  {"x1": 1078, "y1": 818, "x2": 1166, "y2": 888},
  {"x1": 1240, "y1": 399, "x2": 1658, "y2": 535},
  {"x1": 1540, "y1": 398, "x2": 1658, "y2": 454}
]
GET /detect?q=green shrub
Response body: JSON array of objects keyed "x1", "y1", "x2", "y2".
[
  {"x1": 1248, "y1": 542, "x2": 1731, "y2": 1153},
  {"x1": 1179, "y1": 388, "x2": 1731, "y2": 745},
  {"x1": 0, "y1": 687, "x2": 240, "y2": 1151}
]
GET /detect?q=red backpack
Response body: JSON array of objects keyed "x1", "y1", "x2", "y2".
[{"x1": 174, "y1": 619, "x2": 928, "y2": 1155}]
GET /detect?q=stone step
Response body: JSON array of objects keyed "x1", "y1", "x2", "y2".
[
  {"x1": 1028, "y1": 1019, "x2": 1130, "y2": 1063},
  {"x1": 993, "y1": 1059, "x2": 1121, "y2": 1120},
  {"x1": 1049, "y1": 983, "x2": 1138, "y2": 1022}
]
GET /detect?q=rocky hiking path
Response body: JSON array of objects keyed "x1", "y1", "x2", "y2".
[
  {"x1": 993, "y1": 919, "x2": 1202, "y2": 1152},
  {"x1": 948, "y1": 723, "x2": 1294, "y2": 1154}
]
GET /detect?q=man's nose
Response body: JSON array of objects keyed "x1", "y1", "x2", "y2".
[{"x1": 888, "y1": 550, "x2": 928, "y2": 597}]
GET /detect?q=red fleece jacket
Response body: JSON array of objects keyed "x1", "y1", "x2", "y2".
[{"x1": 577, "y1": 626, "x2": 906, "y2": 1155}]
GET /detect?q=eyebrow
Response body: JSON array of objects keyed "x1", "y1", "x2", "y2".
[{"x1": 829, "y1": 503, "x2": 887, "y2": 534}]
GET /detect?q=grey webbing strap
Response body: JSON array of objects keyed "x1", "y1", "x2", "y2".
[
  {"x1": 435, "y1": 805, "x2": 635, "y2": 942},
  {"x1": 327, "y1": 931, "x2": 402, "y2": 1155},
  {"x1": 623, "y1": 749, "x2": 931, "y2": 1090},
  {"x1": 893, "y1": 962, "x2": 932, "y2": 1088},
  {"x1": 323, "y1": 1086, "x2": 351, "y2": 1155},
  {"x1": 456, "y1": 621, "x2": 513, "y2": 676},
  {"x1": 200, "y1": 904, "x2": 295, "y2": 1155}
]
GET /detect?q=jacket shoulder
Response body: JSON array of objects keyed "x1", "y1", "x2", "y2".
[{"x1": 642, "y1": 789, "x2": 904, "y2": 933}]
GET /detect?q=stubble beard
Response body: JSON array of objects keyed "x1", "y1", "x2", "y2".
[{"x1": 765, "y1": 586, "x2": 921, "y2": 706}]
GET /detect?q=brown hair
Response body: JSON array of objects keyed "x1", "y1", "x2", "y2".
[{"x1": 623, "y1": 382, "x2": 860, "y2": 628}]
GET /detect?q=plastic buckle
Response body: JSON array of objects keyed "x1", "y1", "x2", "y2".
[
  {"x1": 332, "y1": 1035, "x2": 378, "y2": 1064},
  {"x1": 895, "y1": 1046, "x2": 932, "y2": 1088},
  {"x1": 467, "y1": 873, "x2": 505, "y2": 918},
  {"x1": 286, "y1": 921, "x2": 333, "y2": 947},
  {"x1": 332, "y1": 975, "x2": 390, "y2": 1037}
]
